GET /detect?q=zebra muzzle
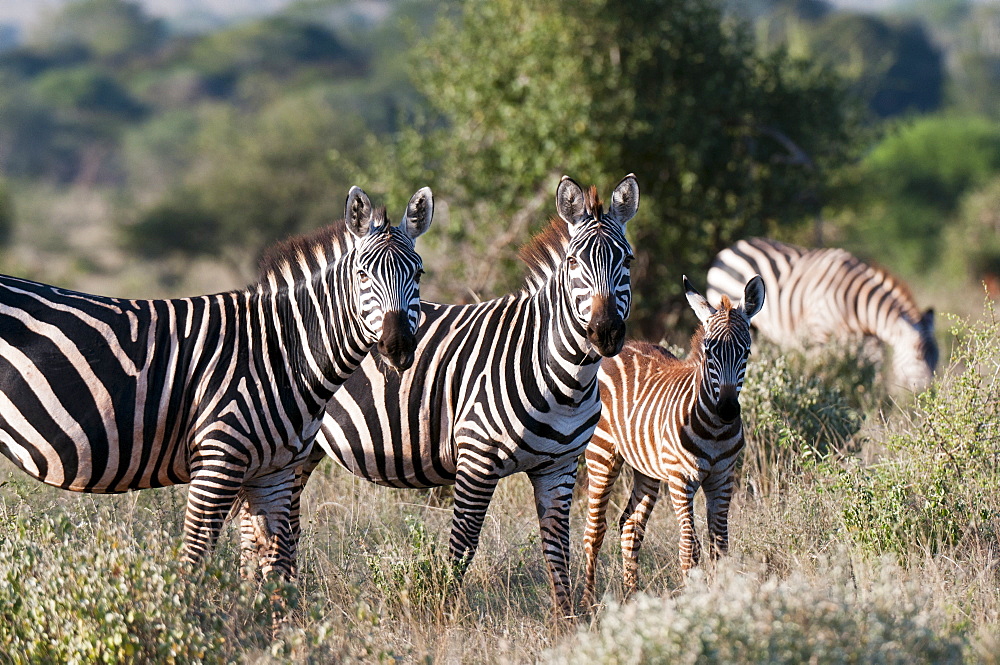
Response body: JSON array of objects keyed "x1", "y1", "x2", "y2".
[
  {"x1": 377, "y1": 310, "x2": 417, "y2": 371},
  {"x1": 717, "y1": 385, "x2": 741, "y2": 423},
  {"x1": 587, "y1": 297, "x2": 626, "y2": 357}
]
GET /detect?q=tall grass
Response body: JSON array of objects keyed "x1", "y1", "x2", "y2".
[{"x1": 2, "y1": 304, "x2": 1000, "y2": 662}]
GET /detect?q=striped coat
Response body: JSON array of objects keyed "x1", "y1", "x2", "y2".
[
  {"x1": 0, "y1": 186, "x2": 432, "y2": 577},
  {"x1": 257, "y1": 175, "x2": 639, "y2": 616},
  {"x1": 582, "y1": 276, "x2": 764, "y2": 608},
  {"x1": 707, "y1": 237, "x2": 937, "y2": 391}
]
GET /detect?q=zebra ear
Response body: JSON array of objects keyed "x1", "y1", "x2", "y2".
[
  {"x1": 556, "y1": 176, "x2": 588, "y2": 229},
  {"x1": 402, "y1": 186, "x2": 433, "y2": 240},
  {"x1": 684, "y1": 275, "x2": 715, "y2": 324},
  {"x1": 345, "y1": 186, "x2": 375, "y2": 238},
  {"x1": 609, "y1": 173, "x2": 639, "y2": 226},
  {"x1": 741, "y1": 275, "x2": 765, "y2": 319}
]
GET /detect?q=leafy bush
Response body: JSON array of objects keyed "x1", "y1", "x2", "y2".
[
  {"x1": 0, "y1": 513, "x2": 229, "y2": 663},
  {"x1": 740, "y1": 341, "x2": 873, "y2": 492},
  {"x1": 545, "y1": 559, "x2": 965, "y2": 664},
  {"x1": 837, "y1": 301, "x2": 1000, "y2": 556}
]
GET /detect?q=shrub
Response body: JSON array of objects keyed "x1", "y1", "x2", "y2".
[
  {"x1": 739, "y1": 340, "x2": 873, "y2": 493},
  {"x1": 545, "y1": 559, "x2": 966, "y2": 664},
  {"x1": 836, "y1": 301, "x2": 1000, "y2": 557}
]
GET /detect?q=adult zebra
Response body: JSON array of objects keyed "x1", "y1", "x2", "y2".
[
  {"x1": 0, "y1": 186, "x2": 432, "y2": 578},
  {"x1": 707, "y1": 237, "x2": 937, "y2": 391},
  {"x1": 581, "y1": 275, "x2": 764, "y2": 609},
  {"x1": 251, "y1": 175, "x2": 638, "y2": 616}
]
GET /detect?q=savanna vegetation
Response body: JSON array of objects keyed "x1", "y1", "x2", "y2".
[{"x1": 2, "y1": 0, "x2": 1000, "y2": 662}]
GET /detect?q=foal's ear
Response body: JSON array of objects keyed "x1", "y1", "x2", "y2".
[
  {"x1": 741, "y1": 275, "x2": 765, "y2": 319},
  {"x1": 684, "y1": 275, "x2": 715, "y2": 324},
  {"x1": 556, "y1": 176, "x2": 588, "y2": 229},
  {"x1": 609, "y1": 173, "x2": 639, "y2": 226},
  {"x1": 402, "y1": 186, "x2": 433, "y2": 240},
  {"x1": 345, "y1": 186, "x2": 375, "y2": 238}
]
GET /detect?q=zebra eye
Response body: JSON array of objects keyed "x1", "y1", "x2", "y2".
[
  {"x1": 624, "y1": 255, "x2": 634, "y2": 269},
  {"x1": 358, "y1": 271, "x2": 371, "y2": 284},
  {"x1": 415, "y1": 269, "x2": 424, "y2": 284},
  {"x1": 566, "y1": 256, "x2": 578, "y2": 269}
]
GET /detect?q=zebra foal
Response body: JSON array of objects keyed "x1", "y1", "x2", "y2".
[
  {"x1": 264, "y1": 175, "x2": 638, "y2": 616},
  {"x1": 0, "y1": 186, "x2": 432, "y2": 578},
  {"x1": 707, "y1": 237, "x2": 937, "y2": 391},
  {"x1": 582, "y1": 275, "x2": 764, "y2": 608}
]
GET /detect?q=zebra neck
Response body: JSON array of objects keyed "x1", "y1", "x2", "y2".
[
  {"x1": 255, "y1": 260, "x2": 370, "y2": 413},
  {"x1": 534, "y1": 277, "x2": 602, "y2": 403}
]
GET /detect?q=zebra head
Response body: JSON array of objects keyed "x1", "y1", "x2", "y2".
[
  {"x1": 893, "y1": 308, "x2": 938, "y2": 392},
  {"x1": 556, "y1": 174, "x2": 639, "y2": 357},
  {"x1": 345, "y1": 186, "x2": 432, "y2": 371},
  {"x1": 685, "y1": 274, "x2": 765, "y2": 424}
]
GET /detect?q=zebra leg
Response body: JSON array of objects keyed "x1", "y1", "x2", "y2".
[
  {"x1": 235, "y1": 451, "x2": 324, "y2": 580},
  {"x1": 666, "y1": 477, "x2": 702, "y2": 572},
  {"x1": 528, "y1": 461, "x2": 578, "y2": 619},
  {"x1": 239, "y1": 467, "x2": 297, "y2": 580},
  {"x1": 582, "y1": 445, "x2": 624, "y2": 611},
  {"x1": 448, "y1": 467, "x2": 500, "y2": 578},
  {"x1": 181, "y1": 461, "x2": 246, "y2": 568},
  {"x1": 285, "y1": 452, "x2": 325, "y2": 577},
  {"x1": 618, "y1": 470, "x2": 661, "y2": 598},
  {"x1": 703, "y1": 472, "x2": 735, "y2": 561}
]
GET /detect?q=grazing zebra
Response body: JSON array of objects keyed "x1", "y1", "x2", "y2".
[
  {"x1": 247, "y1": 175, "x2": 639, "y2": 616},
  {"x1": 0, "y1": 186, "x2": 432, "y2": 578},
  {"x1": 581, "y1": 275, "x2": 764, "y2": 609},
  {"x1": 706, "y1": 237, "x2": 937, "y2": 391}
]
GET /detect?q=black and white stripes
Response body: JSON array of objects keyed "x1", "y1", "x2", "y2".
[
  {"x1": 295, "y1": 175, "x2": 639, "y2": 615},
  {"x1": 0, "y1": 185, "x2": 432, "y2": 578},
  {"x1": 707, "y1": 237, "x2": 937, "y2": 391}
]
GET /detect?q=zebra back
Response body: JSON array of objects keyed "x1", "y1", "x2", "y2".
[{"x1": 706, "y1": 237, "x2": 937, "y2": 391}]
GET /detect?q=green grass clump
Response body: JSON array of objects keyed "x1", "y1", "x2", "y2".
[{"x1": 546, "y1": 559, "x2": 965, "y2": 665}]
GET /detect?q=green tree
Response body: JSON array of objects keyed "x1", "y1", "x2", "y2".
[
  {"x1": 124, "y1": 91, "x2": 370, "y2": 279},
  {"x1": 348, "y1": 0, "x2": 859, "y2": 336},
  {"x1": 29, "y1": 0, "x2": 164, "y2": 61},
  {"x1": 841, "y1": 114, "x2": 1000, "y2": 276}
]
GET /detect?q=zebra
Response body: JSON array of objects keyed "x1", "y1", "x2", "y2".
[
  {"x1": 243, "y1": 175, "x2": 639, "y2": 616},
  {"x1": 706, "y1": 237, "x2": 937, "y2": 391},
  {"x1": 0, "y1": 185, "x2": 432, "y2": 579},
  {"x1": 581, "y1": 275, "x2": 764, "y2": 609}
]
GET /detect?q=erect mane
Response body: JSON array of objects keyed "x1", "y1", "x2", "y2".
[
  {"x1": 255, "y1": 208, "x2": 387, "y2": 288},
  {"x1": 686, "y1": 326, "x2": 706, "y2": 364},
  {"x1": 518, "y1": 186, "x2": 604, "y2": 294}
]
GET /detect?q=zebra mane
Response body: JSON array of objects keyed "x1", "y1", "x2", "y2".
[
  {"x1": 518, "y1": 186, "x2": 603, "y2": 293},
  {"x1": 256, "y1": 208, "x2": 387, "y2": 287}
]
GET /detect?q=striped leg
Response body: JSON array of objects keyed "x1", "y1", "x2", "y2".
[
  {"x1": 703, "y1": 472, "x2": 735, "y2": 561},
  {"x1": 237, "y1": 451, "x2": 324, "y2": 580},
  {"x1": 528, "y1": 461, "x2": 578, "y2": 619},
  {"x1": 618, "y1": 470, "x2": 661, "y2": 598},
  {"x1": 666, "y1": 476, "x2": 702, "y2": 571},
  {"x1": 449, "y1": 465, "x2": 500, "y2": 577},
  {"x1": 240, "y1": 468, "x2": 296, "y2": 579},
  {"x1": 181, "y1": 455, "x2": 246, "y2": 567},
  {"x1": 582, "y1": 442, "x2": 624, "y2": 610}
]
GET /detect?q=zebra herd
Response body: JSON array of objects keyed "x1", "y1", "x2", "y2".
[{"x1": 0, "y1": 175, "x2": 938, "y2": 617}]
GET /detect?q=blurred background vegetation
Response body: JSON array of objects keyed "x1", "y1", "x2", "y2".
[{"x1": 0, "y1": 0, "x2": 997, "y2": 338}]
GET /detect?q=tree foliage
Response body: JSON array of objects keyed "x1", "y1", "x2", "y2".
[{"x1": 350, "y1": 0, "x2": 860, "y2": 335}]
